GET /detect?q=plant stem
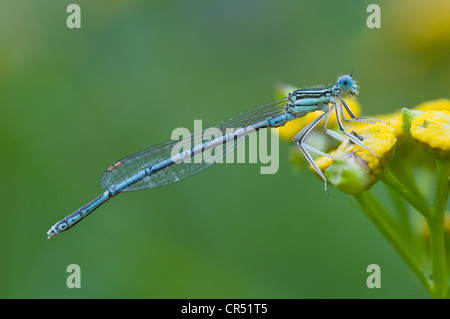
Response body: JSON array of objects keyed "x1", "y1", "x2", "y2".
[
  {"x1": 426, "y1": 160, "x2": 449, "y2": 298},
  {"x1": 426, "y1": 213, "x2": 447, "y2": 298},
  {"x1": 354, "y1": 192, "x2": 432, "y2": 294},
  {"x1": 380, "y1": 162, "x2": 449, "y2": 298},
  {"x1": 431, "y1": 160, "x2": 450, "y2": 218},
  {"x1": 387, "y1": 187, "x2": 411, "y2": 235},
  {"x1": 381, "y1": 169, "x2": 432, "y2": 218}
]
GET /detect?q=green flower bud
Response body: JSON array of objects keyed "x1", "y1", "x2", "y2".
[
  {"x1": 325, "y1": 156, "x2": 372, "y2": 194},
  {"x1": 401, "y1": 108, "x2": 423, "y2": 139}
]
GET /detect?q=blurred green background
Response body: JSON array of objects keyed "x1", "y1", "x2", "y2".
[{"x1": 0, "y1": 0, "x2": 449, "y2": 298}]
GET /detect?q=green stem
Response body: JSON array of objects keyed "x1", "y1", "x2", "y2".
[
  {"x1": 387, "y1": 187, "x2": 427, "y2": 262},
  {"x1": 387, "y1": 187, "x2": 411, "y2": 235},
  {"x1": 381, "y1": 169, "x2": 432, "y2": 218},
  {"x1": 426, "y1": 214, "x2": 447, "y2": 298},
  {"x1": 431, "y1": 160, "x2": 450, "y2": 218},
  {"x1": 426, "y1": 160, "x2": 449, "y2": 298},
  {"x1": 390, "y1": 153, "x2": 422, "y2": 199},
  {"x1": 354, "y1": 192, "x2": 432, "y2": 294}
]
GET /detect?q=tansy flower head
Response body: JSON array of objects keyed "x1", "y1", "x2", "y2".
[
  {"x1": 371, "y1": 99, "x2": 450, "y2": 138},
  {"x1": 377, "y1": 111, "x2": 403, "y2": 137},
  {"x1": 319, "y1": 123, "x2": 397, "y2": 194},
  {"x1": 414, "y1": 99, "x2": 450, "y2": 113},
  {"x1": 408, "y1": 110, "x2": 450, "y2": 160}
]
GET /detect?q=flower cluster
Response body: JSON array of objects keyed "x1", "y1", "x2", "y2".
[
  {"x1": 274, "y1": 91, "x2": 450, "y2": 298},
  {"x1": 275, "y1": 95, "x2": 450, "y2": 195}
]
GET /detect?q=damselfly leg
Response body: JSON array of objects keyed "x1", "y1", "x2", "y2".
[
  {"x1": 293, "y1": 109, "x2": 333, "y2": 193},
  {"x1": 292, "y1": 99, "x2": 384, "y2": 193},
  {"x1": 338, "y1": 98, "x2": 387, "y2": 124}
]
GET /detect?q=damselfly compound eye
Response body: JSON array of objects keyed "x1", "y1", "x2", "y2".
[{"x1": 337, "y1": 75, "x2": 354, "y2": 92}]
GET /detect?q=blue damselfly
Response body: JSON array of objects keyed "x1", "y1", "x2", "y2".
[{"x1": 47, "y1": 74, "x2": 380, "y2": 238}]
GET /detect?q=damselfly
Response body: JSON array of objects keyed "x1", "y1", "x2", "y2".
[{"x1": 47, "y1": 74, "x2": 381, "y2": 238}]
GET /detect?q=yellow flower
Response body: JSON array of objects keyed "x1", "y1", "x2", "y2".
[
  {"x1": 414, "y1": 99, "x2": 450, "y2": 113},
  {"x1": 409, "y1": 110, "x2": 450, "y2": 159},
  {"x1": 341, "y1": 124, "x2": 396, "y2": 171},
  {"x1": 319, "y1": 123, "x2": 397, "y2": 194},
  {"x1": 377, "y1": 111, "x2": 403, "y2": 137},
  {"x1": 374, "y1": 99, "x2": 450, "y2": 138}
]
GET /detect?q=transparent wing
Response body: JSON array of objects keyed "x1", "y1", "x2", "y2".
[{"x1": 100, "y1": 98, "x2": 288, "y2": 192}]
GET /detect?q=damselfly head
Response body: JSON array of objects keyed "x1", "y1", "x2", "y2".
[{"x1": 337, "y1": 75, "x2": 358, "y2": 96}]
